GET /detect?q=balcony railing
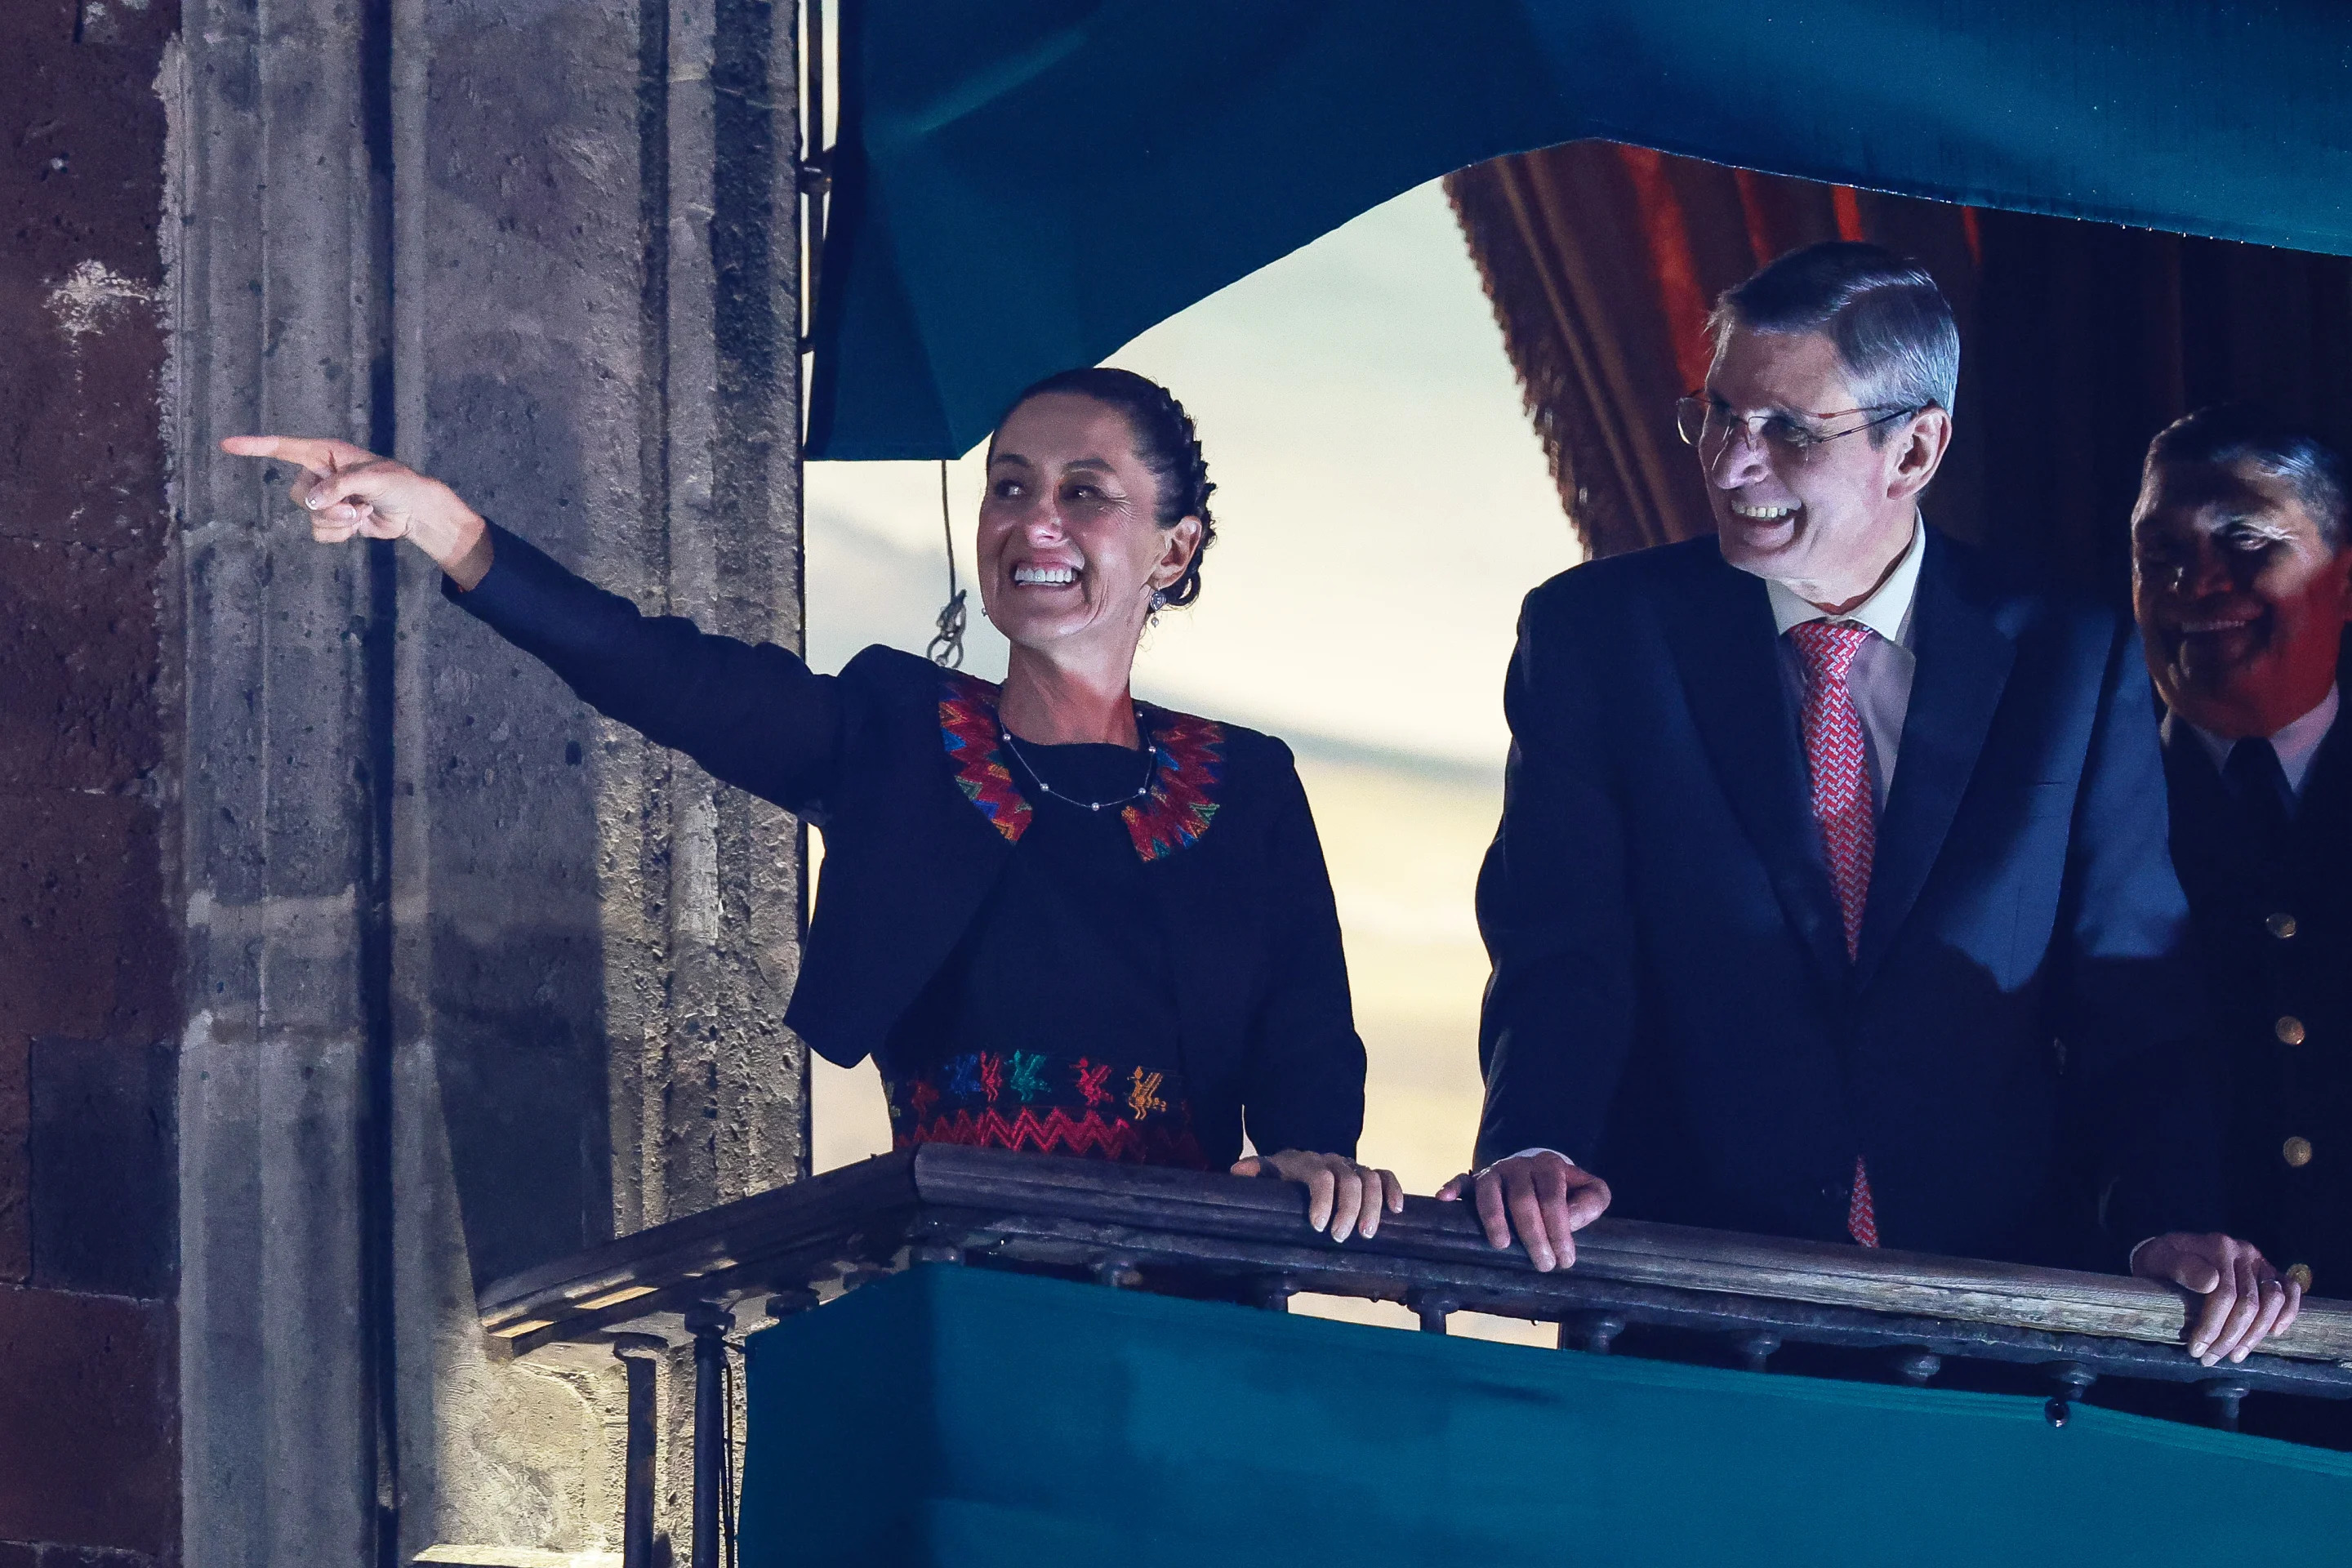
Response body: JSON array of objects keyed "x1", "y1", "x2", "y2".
[{"x1": 480, "y1": 1146, "x2": 2352, "y2": 1567}]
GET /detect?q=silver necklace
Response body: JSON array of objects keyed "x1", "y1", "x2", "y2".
[{"x1": 998, "y1": 717, "x2": 1160, "y2": 813}]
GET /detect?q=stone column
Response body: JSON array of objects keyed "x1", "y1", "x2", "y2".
[
  {"x1": 172, "y1": 0, "x2": 805, "y2": 1561},
  {"x1": 385, "y1": 0, "x2": 804, "y2": 1556},
  {"x1": 172, "y1": 0, "x2": 395, "y2": 1561}
]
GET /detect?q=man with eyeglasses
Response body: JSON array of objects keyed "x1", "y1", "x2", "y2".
[
  {"x1": 1443, "y1": 242, "x2": 2291, "y2": 1365},
  {"x1": 2132, "y1": 407, "x2": 2350, "y2": 1343}
]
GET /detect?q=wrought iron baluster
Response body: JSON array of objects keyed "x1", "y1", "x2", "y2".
[
  {"x1": 610, "y1": 1334, "x2": 668, "y2": 1568},
  {"x1": 684, "y1": 1301, "x2": 736, "y2": 1568},
  {"x1": 1561, "y1": 1312, "x2": 1626, "y2": 1354},
  {"x1": 2200, "y1": 1378, "x2": 2252, "y2": 1433},
  {"x1": 1408, "y1": 1290, "x2": 1459, "y2": 1334}
]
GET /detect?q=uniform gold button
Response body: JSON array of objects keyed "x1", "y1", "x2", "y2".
[
  {"x1": 2267, "y1": 912, "x2": 2300, "y2": 939},
  {"x1": 2283, "y1": 1136, "x2": 2314, "y2": 1168},
  {"x1": 2287, "y1": 1264, "x2": 2314, "y2": 1292},
  {"x1": 2277, "y1": 1016, "x2": 2308, "y2": 1046}
]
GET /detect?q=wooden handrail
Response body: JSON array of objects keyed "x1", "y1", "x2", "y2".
[
  {"x1": 479, "y1": 1145, "x2": 2352, "y2": 1385},
  {"x1": 483, "y1": 1146, "x2": 2352, "y2": 1567}
]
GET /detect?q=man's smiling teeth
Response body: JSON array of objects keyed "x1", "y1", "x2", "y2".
[
  {"x1": 1731, "y1": 503, "x2": 1800, "y2": 520},
  {"x1": 2179, "y1": 617, "x2": 2256, "y2": 634},
  {"x1": 1012, "y1": 564, "x2": 1077, "y2": 586}
]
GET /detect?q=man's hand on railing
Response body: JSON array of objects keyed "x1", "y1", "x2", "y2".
[
  {"x1": 1434, "y1": 1151, "x2": 1613, "y2": 1272},
  {"x1": 2132, "y1": 1232, "x2": 2304, "y2": 1365},
  {"x1": 1231, "y1": 1151, "x2": 1405, "y2": 1242}
]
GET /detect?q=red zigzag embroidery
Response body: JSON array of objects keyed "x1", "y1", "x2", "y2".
[{"x1": 899, "y1": 1106, "x2": 1204, "y2": 1166}]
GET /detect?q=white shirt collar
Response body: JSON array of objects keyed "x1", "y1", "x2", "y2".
[
  {"x1": 1766, "y1": 514, "x2": 1926, "y2": 649},
  {"x1": 2187, "y1": 684, "x2": 2341, "y2": 798}
]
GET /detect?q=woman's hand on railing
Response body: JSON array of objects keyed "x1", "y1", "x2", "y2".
[
  {"x1": 1434, "y1": 1151, "x2": 1612, "y2": 1272},
  {"x1": 2132, "y1": 1232, "x2": 2303, "y2": 1365},
  {"x1": 220, "y1": 435, "x2": 493, "y2": 587},
  {"x1": 1232, "y1": 1151, "x2": 1405, "y2": 1243}
]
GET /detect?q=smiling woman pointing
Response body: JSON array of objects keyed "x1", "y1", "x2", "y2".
[{"x1": 225, "y1": 366, "x2": 1401, "y2": 1240}]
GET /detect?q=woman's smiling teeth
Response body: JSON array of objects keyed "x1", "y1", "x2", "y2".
[{"x1": 1012, "y1": 563, "x2": 1079, "y2": 586}]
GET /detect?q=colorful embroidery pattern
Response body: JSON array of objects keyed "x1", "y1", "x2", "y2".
[
  {"x1": 1121, "y1": 706, "x2": 1227, "y2": 861},
  {"x1": 1009, "y1": 1050, "x2": 1048, "y2": 1102},
  {"x1": 898, "y1": 1105, "x2": 1205, "y2": 1167},
  {"x1": 937, "y1": 674, "x2": 1227, "y2": 860},
  {"x1": 946, "y1": 1054, "x2": 983, "y2": 1100},
  {"x1": 1127, "y1": 1067, "x2": 1167, "y2": 1120},
  {"x1": 938, "y1": 670, "x2": 1032, "y2": 844},
  {"x1": 889, "y1": 1052, "x2": 1206, "y2": 1169}
]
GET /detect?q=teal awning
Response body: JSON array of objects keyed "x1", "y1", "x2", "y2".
[
  {"x1": 741, "y1": 1266, "x2": 2352, "y2": 1565},
  {"x1": 806, "y1": 1, "x2": 2352, "y2": 460}
]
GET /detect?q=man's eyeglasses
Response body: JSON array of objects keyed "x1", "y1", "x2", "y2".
[{"x1": 1673, "y1": 395, "x2": 1925, "y2": 463}]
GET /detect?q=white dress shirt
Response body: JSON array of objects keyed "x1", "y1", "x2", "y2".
[
  {"x1": 2185, "y1": 684, "x2": 2340, "y2": 800},
  {"x1": 1767, "y1": 514, "x2": 1927, "y2": 813}
]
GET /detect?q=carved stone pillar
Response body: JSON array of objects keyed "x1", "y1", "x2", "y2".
[{"x1": 172, "y1": 1, "x2": 804, "y2": 1561}]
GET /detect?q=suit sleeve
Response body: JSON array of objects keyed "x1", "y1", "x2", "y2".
[
  {"x1": 445, "y1": 522, "x2": 848, "y2": 820},
  {"x1": 1472, "y1": 590, "x2": 1638, "y2": 1169},
  {"x1": 1239, "y1": 755, "x2": 1367, "y2": 1160},
  {"x1": 2053, "y1": 613, "x2": 2225, "y2": 1256}
]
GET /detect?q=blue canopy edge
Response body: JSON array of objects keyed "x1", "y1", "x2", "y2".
[{"x1": 807, "y1": 0, "x2": 2352, "y2": 461}]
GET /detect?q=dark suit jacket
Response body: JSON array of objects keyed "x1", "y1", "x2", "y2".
[
  {"x1": 1476, "y1": 528, "x2": 2219, "y2": 1265},
  {"x1": 447, "y1": 524, "x2": 1366, "y2": 1166},
  {"x1": 2163, "y1": 711, "x2": 2352, "y2": 1294}
]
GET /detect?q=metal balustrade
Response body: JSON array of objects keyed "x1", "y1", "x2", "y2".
[{"x1": 479, "y1": 1145, "x2": 2352, "y2": 1566}]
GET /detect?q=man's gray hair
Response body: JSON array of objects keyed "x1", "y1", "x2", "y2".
[
  {"x1": 2145, "y1": 403, "x2": 2350, "y2": 551},
  {"x1": 1708, "y1": 241, "x2": 1960, "y2": 433}
]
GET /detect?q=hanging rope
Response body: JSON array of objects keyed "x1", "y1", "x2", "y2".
[
  {"x1": 719, "y1": 1346, "x2": 739, "y2": 1568},
  {"x1": 924, "y1": 459, "x2": 969, "y2": 668}
]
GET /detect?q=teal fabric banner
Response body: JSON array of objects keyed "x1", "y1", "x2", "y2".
[
  {"x1": 739, "y1": 1265, "x2": 2352, "y2": 1566},
  {"x1": 807, "y1": 1, "x2": 2352, "y2": 460}
]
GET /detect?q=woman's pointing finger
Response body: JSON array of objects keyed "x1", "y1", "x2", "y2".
[
  {"x1": 220, "y1": 437, "x2": 486, "y2": 572},
  {"x1": 220, "y1": 434, "x2": 379, "y2": 477}
]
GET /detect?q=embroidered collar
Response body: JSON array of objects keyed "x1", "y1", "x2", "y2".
[{"x1": 938, "y1": 670, "x2": 1226, "y2": 861}]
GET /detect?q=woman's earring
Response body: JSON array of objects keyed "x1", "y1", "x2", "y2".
[{"x1": 1149, "y1": 587, "x2": 1169, "y2": 612}]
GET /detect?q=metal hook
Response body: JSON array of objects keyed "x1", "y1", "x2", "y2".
[{"x1": 925, "y1": 459, "x2": 968, "y2": 669}]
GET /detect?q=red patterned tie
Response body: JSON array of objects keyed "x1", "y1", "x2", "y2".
[{"x1": 1789, "y1": 621, "x2": 1881, "y2": 1248}]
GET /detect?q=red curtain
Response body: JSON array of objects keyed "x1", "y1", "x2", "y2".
[{"x1": 1448, "y1": 143, "x2": 2352, "y2": 595}]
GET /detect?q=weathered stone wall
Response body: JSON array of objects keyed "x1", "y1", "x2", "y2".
[
  {"x1": 169, "y1": 1, "x2": 807, "y2": 1563},
  {"x1": 390, "y1": 0, "x2": 805, "y2": 1555},
  {"x1": 0, "y1": 2, "x2": 805, "y2": 1557},
  {"x1": 0, "y1": 3, "x2": 185, "y2": 1564}
]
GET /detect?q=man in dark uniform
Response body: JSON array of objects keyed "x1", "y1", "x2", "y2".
[{"x1": 2133, "y1": 405, "x2": 2352, "y2": 1309}]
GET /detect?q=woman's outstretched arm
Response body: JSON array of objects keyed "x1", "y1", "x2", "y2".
[{"x1": 221, "y1": 434, "x2": 848, "y2": 817}]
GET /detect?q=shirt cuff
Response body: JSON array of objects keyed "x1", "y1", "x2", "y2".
[{"x1": 1502, "y1": 1148, "x2": 1578, "y2": 1168}]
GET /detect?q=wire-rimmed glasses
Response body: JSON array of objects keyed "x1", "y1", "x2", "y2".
[{"x1": 1674, "y1": 394, "x2": 1925, "y2": 464}]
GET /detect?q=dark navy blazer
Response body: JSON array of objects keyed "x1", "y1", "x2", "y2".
[
  {"x1": 449, "y1": 525, "x2": 1367, "y2": 1166},
  {"x1": 1476, "y1": 528, "x2": 2220, "y2": 1264},
  {"x1": 2163, "y1": 710, "x2": 2352, "y2": 1294}
]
